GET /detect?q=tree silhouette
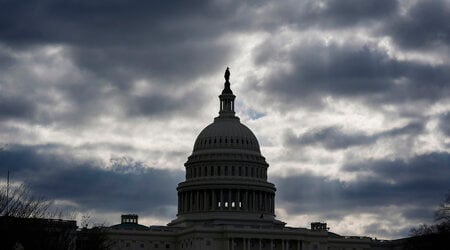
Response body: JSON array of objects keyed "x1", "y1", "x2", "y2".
[
  {"x1": 407, "y1": 192, "x2": 450, "y2": 250},
  {"x1": 0, "y1": 184, "x2": 52, "y2": 218}
]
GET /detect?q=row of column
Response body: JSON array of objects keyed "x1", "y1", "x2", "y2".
[
  {"x1": 227, "y1": 238, "x2": 304, "y2": 250},
  {"x1": 186, "y1": 165, "x2": 267, "y2": 180},
  {"x1": 178, "y1": 189, "x2": 274, "y2": 214}
]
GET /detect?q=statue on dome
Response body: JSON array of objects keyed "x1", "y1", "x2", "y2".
[{"x1": 224, "y1": 67, "x2": 230, "y2": 82}]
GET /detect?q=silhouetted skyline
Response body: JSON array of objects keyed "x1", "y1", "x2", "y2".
[{"x1": 1, "y1": 0, "x2": 450, "y2": 240}]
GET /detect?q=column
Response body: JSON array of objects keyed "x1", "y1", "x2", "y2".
[
  {"x1": 270, "y1": 239, "x2": 273, "y2": 250},
  {"x1": 271, "y1": 194, "x2": 274, "y2": 213},
  {"x1": 259, "y1": 191, "x2": 262, "y2": 211},
  {"x1": 185, "y1": 192, "x2": 187, "y2": 212},
  {"x1": 190, "y1": 191, "x2": 193, "y2": 212},
  {"x1": 212, "y1": 190, "x2": 216, "y2": 210},
  {"x1": 181, "y1": 193, "x2": 185, "y2": 213},
  {"x1": 231, "y1": 238, "x2": 234, "y2": 250},
  {"x1": 196, "y1": 191, "x2": 200, "y2": 211},
  {"x1": 297, "y1": 240, "x2": 300, "y2": 250},
  {"x1": 204, "y1": 190, "x2": 207, "y2": 211},
  {"x1": 282, "y1": 240, "x2": 285, "y2": 250},
  {"x1": 253, "y1": 191, "x2": 256, "y2": 211},
  {"x1": 228, "y1": 189, "x2": 232, "y2": 210},
  {"x1": 183, "y1": 192, "x2": 185, "y2": 212},
  {"x1": 220, "y1": 189, "x2": 224, "y2": 210},
  {"x1": 259, "y1": 239, "x2": 262, "y2": 250},
  {"x1": 237, "y1": 189, "x2": 241, "y2": 210},
  {"x1": 302, "y1": 241, "x2": 307, "y2": 250},
  {"x1": 244, "y1": 190, "x2": 247, "y2": 211}
]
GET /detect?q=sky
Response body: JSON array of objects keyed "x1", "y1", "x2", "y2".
[{"x1": 1, "y1": 0, "x2": 450, "y2": 240}]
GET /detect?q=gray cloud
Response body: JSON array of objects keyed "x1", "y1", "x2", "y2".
[
  {"x1": 285, "y1": 127, "x2": 376, "y2": 150},
  {"x1": 439, "y1": 112, "x2": 450, "y2": 137},
  {"x1": 254, "y1": 40, "x2": 450, "y2": 111},
  {"x1": 0, "y1": 145, "x2": 183, "y2": 217},
  {"x1": 256, "y1": 0, "x2": 398, "y2": 31},
  {"x1": 384, "y1": 0, "x2": 450, "y2": 50},
  {"x1": 274, "y1": 152, "x2": 450, "y2": 220},
  {"x1": 285, "y1": 121, "x2": 424, "y2": 150},
  {"x1": 0, "y1": 0, "x2": 252, "y2": 84},
  {"x1": 0, "y1": 0, "x2": 249, "y2": 126},
  {"x1": 0, "y1": 94, "x2": 36, "y2": 120}
]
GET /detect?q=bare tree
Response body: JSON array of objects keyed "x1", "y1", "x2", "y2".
[
  {"x1": 407, "y1": 192, "x2": 450, "y2": 250},
  {"x1": 0, "y1": 183, "x2": 52, "y2": 218},
  {"x1": 434, "y1": 192, "x2": 450, "y2": 223}
]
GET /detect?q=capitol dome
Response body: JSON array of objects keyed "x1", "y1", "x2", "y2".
[
  {"x1": 193, "y1": 117, "x2": 261, "y2": 153},
  {"x1": 169, "y1": 68, "x2": 283, "y2": 227}
]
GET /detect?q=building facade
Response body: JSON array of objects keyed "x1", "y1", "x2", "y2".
[{"x1": 106, "y1": 69, "x2": 402, "y2": 250}]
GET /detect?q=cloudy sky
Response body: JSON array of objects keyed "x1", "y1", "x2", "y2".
[{"x1": 1, "y1": 0, "x2": 450, "y2": 239}]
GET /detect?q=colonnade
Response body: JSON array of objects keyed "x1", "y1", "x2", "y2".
[
  {"x1": 178, "y1": 189, "x2": 275, "y2": 214},
  {"x1": 227, "y1": 238, "x2": 304, "y2": 250}
]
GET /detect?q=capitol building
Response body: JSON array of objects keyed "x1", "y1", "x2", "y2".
[{"x1": 105, "y1": 69, "x2": 402, "y2": 250}]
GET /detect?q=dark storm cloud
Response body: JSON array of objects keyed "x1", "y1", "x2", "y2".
[
  {"x1": 285, "y1": 127, "x2": 375, "y2": 150},
  {"x1": 0, "y1": 94, "x2": 36, "y2": 120},
  {"x1": 318, "y1": 0, "x2": 398, "y2": 26},
  {"x1": 0, "y1": 145, "x2": 183, "y2": 216},
  {"x1": 274, "y1": 152, "x2": 450, "y2": 220},
  {"x1": 254, "y1": 41, "x2": 450, "y2": 109},
  {"x1": 438, "y1": 112, "x2": 450, "y2": 137},
  {"x1": 0, "y1": 0, "x2": 263, "y2": 125},
  {"x1": 300, "y1": 0, "x2": 398, "y2": 28},
  {"x1": 384, "y1": 0, "x2": 450, "y2": 50},
  {"x1": 257, "y1": 0, "x2": 398, "y2": 31},
  {"x1": 0, "y1": 0, "x2": 254, "y2": 85},
  {"x1": 285, "y1": 121, "x2": 424, "y2": 150}
]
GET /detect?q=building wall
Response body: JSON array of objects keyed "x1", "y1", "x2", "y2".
[{"x1": 104, "y1": 225, "x2": 391, "y2": 250}]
